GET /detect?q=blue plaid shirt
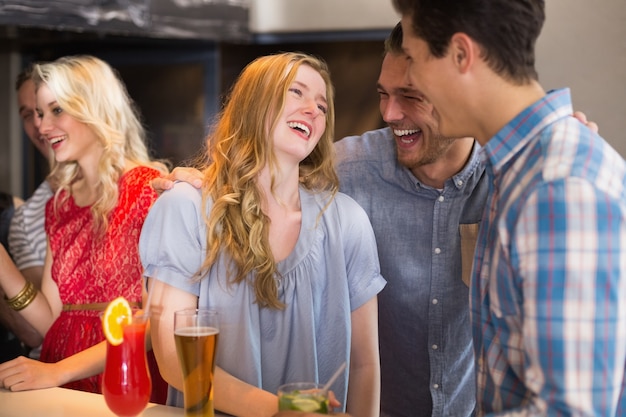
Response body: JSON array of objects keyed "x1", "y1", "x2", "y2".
[{"x1": 472, "y1": 88, "x2": 626, "y2": 415}]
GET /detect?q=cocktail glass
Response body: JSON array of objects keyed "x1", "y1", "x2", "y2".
[
  {"x1": 277, "y1": 382, "x2": 329, "y2": 414},
  {"x1": 102, "y1": 312, "x2": 152, "y2": 417},
  {"x1": 174, "y1": 309, "x2": 219, "y2": 417}
]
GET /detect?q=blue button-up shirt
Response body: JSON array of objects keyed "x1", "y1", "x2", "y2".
[
  {"x1": 336, "y1": 128, "x2": 488, "y2": 417},
  {"x1": 472, "y1": 88, "x2": 626, "y2": 415}
]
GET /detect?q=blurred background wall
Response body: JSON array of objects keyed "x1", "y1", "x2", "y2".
[
  {"x1": 536, "y1": 0, "x2": 626, "y2": 157},
  {"x1": 0, "y1": 0, "x2": 624, "y2": 196}
]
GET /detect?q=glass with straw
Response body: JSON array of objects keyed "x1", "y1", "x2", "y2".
[{"x1": 277, "y1": 362, "x2": 346, "y2": 414}]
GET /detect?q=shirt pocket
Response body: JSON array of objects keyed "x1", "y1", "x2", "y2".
[{"x1": 459, "y1": 223, "x2": 479, "y2": 287}]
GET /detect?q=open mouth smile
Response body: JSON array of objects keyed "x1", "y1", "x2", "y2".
[
  {"x1": 287, "y1": 121, "x2": 311, "y2": 138},
  {"x1": 394, "y1": 128, "x2": 421, "y2": 144},
  {"x1": 48, "y1": 135, "x2": 67, "y2": 149}
]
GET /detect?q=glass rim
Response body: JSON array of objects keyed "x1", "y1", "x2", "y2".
[
  {"x1": 97, "y1": 307, "x2": 149, "y2": 320},
  {"x1": 278, "y1": 382, "x2": 325, "y2": 392},
  {"x1": 174, "y1": 308, "x2": 218, "y2": 316}
]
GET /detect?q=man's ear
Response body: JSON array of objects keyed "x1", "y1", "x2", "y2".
[{"x1": 449, "y1": 33, "x2": 474, "y2": 74}]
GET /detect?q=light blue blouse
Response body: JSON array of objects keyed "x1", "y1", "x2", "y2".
[{"x1": 139, "y1": 182, "x2": 386, "y2": 410}]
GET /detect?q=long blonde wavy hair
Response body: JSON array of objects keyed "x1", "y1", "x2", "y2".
[
  {"x1": 198, "y1": 52, "x2": 338, "y2": 309},
  {"x1": 33, "y1": 55, "x2": 168, "y2": 234}
]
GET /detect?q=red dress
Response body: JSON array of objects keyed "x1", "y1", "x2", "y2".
[{"x1": 41, "y1": 166, "x2": 161, "y2": 394}]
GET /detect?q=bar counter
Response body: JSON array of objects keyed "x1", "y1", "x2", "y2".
[{"x1": 0, "y1": 386, "x2": 184, "y2": 417}]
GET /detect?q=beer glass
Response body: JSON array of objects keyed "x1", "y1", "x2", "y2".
[{"x1": 174, "y1": 309, "x2": 219, "y2": 417}]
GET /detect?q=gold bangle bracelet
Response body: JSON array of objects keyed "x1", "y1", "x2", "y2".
[
  {"x1": 5, "y1": 281, "x2": 38, "y2": 311},
  {"x1": 4, "y1": 281, "x2": 32, "y2": 303}
]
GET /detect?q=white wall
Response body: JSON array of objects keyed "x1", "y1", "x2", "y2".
[
  {"x1": 249, "y1": 0, "x2": 626, "y2": 158},
  {"x1": 536, "y1": 0, "x2": 626, "y2": 157},
  {"x1": 249, "y1": 0, "x2": 399, "y2": 33}
]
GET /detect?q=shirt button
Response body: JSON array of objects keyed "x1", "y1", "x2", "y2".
[
  {"x1": 457, "y1": 180, "x2": 463, "y2": 186},
  {"x1": 432, "y1": 299, "x2": 438, "y2": 304},
  {"x1": 433, "y1": 384, "x2": 439, "y2": 389},
  {"x1": 432, "y1": 344, "x2": 438, "y2": 350},
  {"x1": 438, "y1": 195, "x2": 444, "y2": 202},
  {"x1": 434, "y1": 248, "x2": 441, "y2": 254}
]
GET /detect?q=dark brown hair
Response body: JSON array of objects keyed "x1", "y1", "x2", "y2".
[
  {"x1": 392, "y1": 0, "x2": 545, "y2": 84},
  {"x1": 15, "y1": 63, "x2": 35, "y2": 91},
  {"x1": 383, "y1": 22, "x2": 404, "y2": 56}
]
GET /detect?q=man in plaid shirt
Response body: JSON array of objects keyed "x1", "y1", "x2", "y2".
[{"x1": 393, "y1": 0, "x2": 626, "y2": 414}]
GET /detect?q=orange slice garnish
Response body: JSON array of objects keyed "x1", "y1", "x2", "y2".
[{"x1": 102, "y1": 296, "x2": 132, "y2": 346}]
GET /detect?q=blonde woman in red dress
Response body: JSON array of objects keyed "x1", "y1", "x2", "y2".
[{"x1": 0, "y1": 55, "x2": 168, "y2": 398}]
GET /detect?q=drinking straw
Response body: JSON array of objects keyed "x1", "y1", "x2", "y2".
[{"x1": 322, "y1": 361, "x2": 347, "y2": 394}]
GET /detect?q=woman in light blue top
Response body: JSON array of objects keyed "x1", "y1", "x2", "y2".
[{"x1": 139, "y1": 52, "x2": 385, "y2": 417}]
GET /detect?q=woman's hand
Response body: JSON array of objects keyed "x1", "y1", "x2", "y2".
[
  {"x1": 0, "y1": 356, "x2": 65, "y2": 391},
  {"x1": 0, "y1": 340, "x2": 107, "y2": 392},
  {"x1": 327, "y1": 390, "x2": 342, "y2": 412}
]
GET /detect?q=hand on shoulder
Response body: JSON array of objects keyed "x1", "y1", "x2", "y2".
[
  {"x1": 573, "y1": 111, "x2": 599, "y2": 133},
  {"x1": 151, "y1": 166, "x2": 203, "y2": 194}
]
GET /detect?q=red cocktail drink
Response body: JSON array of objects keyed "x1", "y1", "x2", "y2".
[{"x1": 103, "y1": 314, "x2": 152, "y2": 417}]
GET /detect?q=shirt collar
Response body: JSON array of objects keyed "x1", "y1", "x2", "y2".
[
  {"x1": 450, "y1": 140, "x2": 483, "y2": 190},
  {"x1": 481, "y1": 88, "x2": 574, "y2": 177},
  {"x1": 405, "y1": 140, "x2": 484, "y2": 192}
]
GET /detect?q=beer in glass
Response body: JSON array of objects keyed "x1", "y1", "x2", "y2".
[{"x1": 174, "y1": 309, "x2": 219, "y2": 417}]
